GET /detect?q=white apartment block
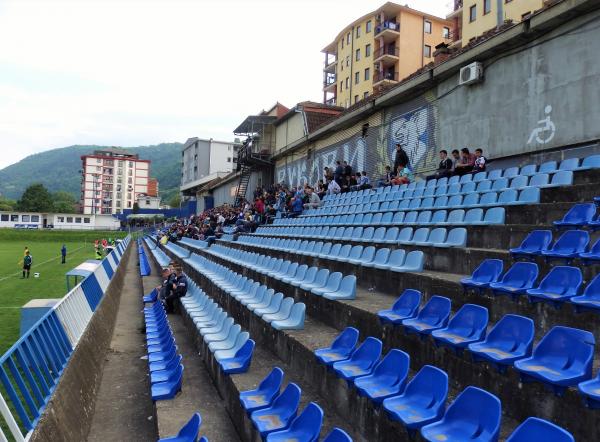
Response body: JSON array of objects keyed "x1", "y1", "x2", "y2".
[
  {"x1": 180, "y1": 138, "x2": 240, "y2": 192},
  {"x1": 80, "y1": 148, "x2": 151, "y2": 215}
]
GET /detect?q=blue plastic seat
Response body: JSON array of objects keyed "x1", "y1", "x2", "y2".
[
  {"x1": 151, "y1": 364, "x2": 184, "y2": 401},
  {"x1": 333, "y1": 337, "x2": 383, "y2": 383},
  {"x1": 526, "y1": 266, "x2": 583, "y2": 307},
  {"x1": 462, "y1": 208, "x2": 484, "y2": 224},
  {"x1": 338, "y1": 245, "x2": 363, "y2": 263},
  {"x1": 322, "y1": 428, "x2": 352, "y2": 442},
  {"x1": 506, "y1": 417, "x2": 574, "y2": 442},
  {"x1": 378, "y1": 289, "x2": 421, "y2": 324},
  {"x1": 392, "y1": 250, "x2": 424, "y2": 272},
  {"x1": 354, "y1": 349, "x2": 410, "y2": 403},
  {"x1": 396, "y1": 227, "x2": 414, "y2": 245},
  {"x1": 520, "y1": 164, "x2": 538, "y2": 176},
  {"x1": 576, "y1": 154, "x2": 600, "y2": 171},
  {"x1": 554, "y1": 203, "x2": 596, "y2": 228},
  {"x1": 240, "y1": 367, "x2": 284, "y2": 413},
  {"x1": 439, "y1": 209, "x2": 464, "y2": 225},
  {"x1": 414, "y1": 227, "x2": 445, "y2": 246},
  {"x1": 473, "y1": 171, "x2": 487, "y2": 182},
  {"x1": 402, "y1": 296, "x2": 451, "y2": 337},
  {"x1": 435, "y1": 227, "x2": 467, "y2": 247},
  {"x1": 547, "y1": 170, "x2": 573, "y2": 187},
  {"x1": 300, "y1": 269, "x2": 329, "y2": 291},
  {"x1": 492, "y1": 177, "x2": 509, "y2": 191},
  {"x1": 348, "y1": 246, "x2": 376, "y2": 265},
  {"x1": 542, "y1": 230, "x2": 589, "y2": 264},
  {"x1": 558, "y1": 158, "x2": 579, "y2": 171},
  {"x1": 266, "y1": 402, "x2": 323, "y2": 442},
  {"x1": 510, "y1": 175, "x2": 529, "y2": 189},
  {"x1": 420, "y1": 386, "x2": 501, "y2": 442},
  {"x1": 539, "y1": 161, "x2": 557, "y2": 174},
  {"x1": 383, "y1": 365, "x2": 448, "y2": 435},
  {"x1": 362, "y1": 248, "x2": 390, "y2": 268},
  {"x1": 323, "y1": 275, "x2": 357, "y2": 300},
  {"x1": 475, "y1": 180, "x2": 492, "y2": 194},
  {"x1": 272, "y1": 303, "x2": 306, "y2": 330},
  {"x1": 462, "y1": 193, "x2": 479, "y2": 208},
  {"x1": 429, "y1": 210, "x2": 447, "y2": 225},
  {"x1": 515, "y1": 326, "x2": 595, "y2": 395},
  {"x1": 312, "y1": 272, "x2": 342, "y2": 296},
  {"x1": 315, "y1": 327, "x2": 360, "y2": 366},
  {"x1": 251, "y1": 383, "x2": 302, "y2": 438},
  {"x1": 510, "y1": 230, "x2": 553, "y2": 260},
  {"x1": 571, "y1": 274, "x2": 600, "y2": 313},
  {"x1": 460, "y1": 259, "x2": 503, "y2": 293},
  {"x1": 158, "y1": 413, "x2": 201, "y2": 442},
  {"x1": 220, "y1": 339, "x2": 255, "y2": 374},
  {"x1": 489, "y1": 262, "x2": 538, "y2": 299},
  {"x1": 381, "y1": 227, "x2": 400, "y2": 244},
  {"x1": 469, "y1": 314, "x2": 535, "y2": 372},
  {"x1": 578, "y1": 369, "x2": 600, "y2": 409},
  {"x1": 432, "y1": 304, "x2": 488, "y2": 352},
  {"x1": 529, "y1": 173, "x2": 549, "y2": 187},
  {"x1": 487, "y1": 169, "x2": 502, "y2": 180}
]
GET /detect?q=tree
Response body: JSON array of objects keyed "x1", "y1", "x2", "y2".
[
  {"x1": 0, "y1": 197, "x2": 16, "y2": 211},
  {"x1": 132, "y1": 202, "x2": 140, "y2": 214},
  {"x1": 17, "y1": 184, "x2": 54, "y2": 212},
  {"x1": 52, "y1": 191, "x2": 78, "y2": 213},
  {"x1": 169, "y1": 194, "x2": 181, "y2": 209}
]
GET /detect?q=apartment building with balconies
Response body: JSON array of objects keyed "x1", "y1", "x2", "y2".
[
  {"x1": 80, "y1": 148, "x2": 153, "y2": 215},
  {"x1": 322, "y1": 2, "x2": 452, "y2": 107}
]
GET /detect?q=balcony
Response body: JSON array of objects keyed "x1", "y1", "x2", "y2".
[
  {"x1": 323, "y1": 73, "x2": 337, "y2": 91},
  {"x1": 447, "y1": 0, "x2": 463, "y2": 18},
  {"x1": 323, "y1": 59, "x2": 337, "y2": 73},
  {"x1": 373, "y1": 71, "x2": 399, "y2": 86},
  {"x1": 374, "y1": 46, "x2": 399, "y2": 66},
  {"x1": 374, "y1": 21, "x2": 400, "y2": 43},
  {"x1": 324, "y1": 97, "x2": 337, "y2": 106}
]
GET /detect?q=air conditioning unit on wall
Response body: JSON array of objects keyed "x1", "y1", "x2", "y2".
[{"x1": 459, "y1": 62, "x2": 483, "y2": 86}]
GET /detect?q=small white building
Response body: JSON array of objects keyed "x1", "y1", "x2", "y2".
[
  {"x1": 136, "y1": 195, "x2": 161, "y2": 209},
  {"x1": 0, "y1": 211, "x2": 121, "y2": 230}
]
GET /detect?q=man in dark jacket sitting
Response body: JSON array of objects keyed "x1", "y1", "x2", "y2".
[{"x1": 426, "y1": 150, "x2": 453, "y2": 181}]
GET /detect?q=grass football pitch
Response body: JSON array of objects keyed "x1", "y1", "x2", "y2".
[{"x1": 0, "y1": 229, "x2": 126, "y2": 355}]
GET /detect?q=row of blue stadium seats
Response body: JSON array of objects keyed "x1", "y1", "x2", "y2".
[
  {"x1": 239, "y1": 367, "x2": 352, "y2": 441},
  {"x1": 315, "y1": 327, "x2": 577, "y2": 440},
  {"x1": 208, "y1": 244, "x2": 358, "y2": 300},
  {"x1": 302, "y1": 187, "x2": 538, "y2": 218},
  {"x1": 185, "y1": 254, "x2": 306, "y2": 330},
  {"x1": 145, "y1": 237, "x2": 172, "y2": 267},
  {"x1": 274, "y1": 207, "x2": 504, "y2": 228},
  {"x1": 237, "y1": 235, "x2": 425, "y2": 273},
  {"x1": 317, "y1": 171, "x2": 568, "y2": 211},
  {"x1": 178, "y1": 236, "x2": 210, "y2": 250},
  {"x1": 255, "y1": 225, "x2": 472, "y2": 247},
  {"x1": 180, "y1": 279, "x2": 254, "y2": 373},
  {"x1": 143, "y1": 299, "x2": 184, "y2": 401},
  {"x1": 553, "y1": 202, "x2": 600, "y2": 230},
  {"x1": 138, "y1": 241, "x2": 151, "y2": 276},
  {"x1": 462, "y1": 259, "x2": 600, "y2": 312},
  {"x1": 321, "y1": 154, "x2": 598, "y2": 204},
  {"x1": 511, "y1": 229, "x2": 600, "y2": 264}
]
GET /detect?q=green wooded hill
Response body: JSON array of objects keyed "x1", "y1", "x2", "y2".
[{"x1": 0, "y1": 143, "x2": 183, "y2": 202}]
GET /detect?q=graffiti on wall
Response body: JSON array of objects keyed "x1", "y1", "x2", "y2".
[{"x1": 275, "y1": 95, "x2": 439, "y2": 187}]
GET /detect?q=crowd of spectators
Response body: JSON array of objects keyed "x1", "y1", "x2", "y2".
[{"x1": 158, "y1": 144, "x2": 487, "y2": 241}]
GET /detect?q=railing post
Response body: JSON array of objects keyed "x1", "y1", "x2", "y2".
[{"x1": 0, "y1": 390, "x2": 25, "y2": 442}]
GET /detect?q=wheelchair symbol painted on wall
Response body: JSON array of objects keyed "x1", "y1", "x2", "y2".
[{"x1": 527, "y1": 105, "x2": 556, "y2": 145}]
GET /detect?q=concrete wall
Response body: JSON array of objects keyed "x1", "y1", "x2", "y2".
[
  {"x1": 275, "y1": 112, "x2": 306, "y2": 152},
  {"x1": 211, "y1": 169, "x2": 272, "y2": 207}
]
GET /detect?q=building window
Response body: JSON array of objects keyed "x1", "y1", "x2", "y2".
[
  {"x1": 11, "y1": 215, "x2": 18, "y2": 221},
  {"x1": 128, "y1": 161, "x2": 133, "y2": 167},
  {"x1": 470, "y1": 4, "x2": 477, "y2": 21},
  {"x1": 21, "y1": 215, "x2": 30, "y2": 222},
  {"x1": 96, "y1": 158, "x2": 101, "y2": 163},
  {"x1": 484, "y1": 0, "x2": 491, "y2": 14},
  {"x1": 31, "y1": 215, "x2": 39, "y2": 222},
  {"x1": 75, "y1": 217, "x2": 82, "y2": 223},
  {"x1": 128, "y1": 177, "x2": 132, "y2": 184},
  {"x1": 345, "y1": 77, "x2": 349, "y2": 89},
  {"x1": 355, "y1": 26, "x2": 361, "y2": 38},
  {"x1": 424, "y1": 20, "x2": 432, "y2": 34},
  {"x1": 96, "y1": 166, "x2": 101, "y2": 171},
  {"x1": 67, "y1": 217, "x2": 73, "y2": 223},
  {"x1": 354, "y1": 95, "x2": 359, "y2": 104},
  {"x1": 346, "y1": 33, "x2": 350, "y2": 44},
  {"x1": 424, "y1": 45, "x2": 432, "y2": 58},
  {"x1": 84, "y1": 217, "x2": 90, "y2": 223},
  {"x1": 366, "y1": 20, "x2": 372, "y2": 33},
  {"x1": 365, "y1": 44, "x2": 371, "y2": 57},
  {"x1": 346, "y1": 56, "x2": 350, "y2": 67},
  {"x1": 355, "y1": 72, "x2": 360, "y2": 84},
  {"x1": 355, "y1": 48, "x2": 360, "y2": 61},
  {"x1": 340, "y1": 82, "x2": 343, "y2": 92},
  {"x1": 0, "y1": 214, "x2": 8, "y2": 221},
  {"x1": 364, "y1": 91, "x2": 369, "y2": 99},
  {"x1": 443, "y1": 27, "x2": 450, "y2": 38},
  {"x1": 127, "y1": 201, "x2": 131, "y2": 208},
  {"x1": 57, "y1": 216, "x2": 64, "y2": 223},
  {"x1": 227, "y1": 157, "x2": 232, "y2": 162},
  {"x1": 364, "y1": 67, "x2": 370, "y2": 80},
  {"x1": 146, "y1": 199, "x2": 151, "y2": 205}
]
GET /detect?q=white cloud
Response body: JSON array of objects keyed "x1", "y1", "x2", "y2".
[{"x1": 0, "y1": 0, "x2": 452, "y2": 169}]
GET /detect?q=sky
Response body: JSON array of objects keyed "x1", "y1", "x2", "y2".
[{"x1": 0, "y1": 0, "x2": 451, "y2": 169}]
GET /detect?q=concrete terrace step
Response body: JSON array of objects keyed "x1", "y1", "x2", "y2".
[{"x1": 169, "y1": 242, "x2": 600, "y2": 441}]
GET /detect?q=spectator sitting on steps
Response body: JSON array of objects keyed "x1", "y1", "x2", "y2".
[
  {"x1": 426, "y1": 149, "x2": 453, "y2": 181},
  {"x1": 454, "y1": 148, "x2": 476, "y2": 176},
  {"x1": 303, "y1": 186, "x2": 321, "y2": 209}
]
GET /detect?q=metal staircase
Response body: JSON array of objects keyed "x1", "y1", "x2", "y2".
[
  {"x1": 233, "y1": 137, "x2": 273, "y2": 208},
  {"x1": 234, "y1": 164, "x2": 252, "y2": 207}
]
